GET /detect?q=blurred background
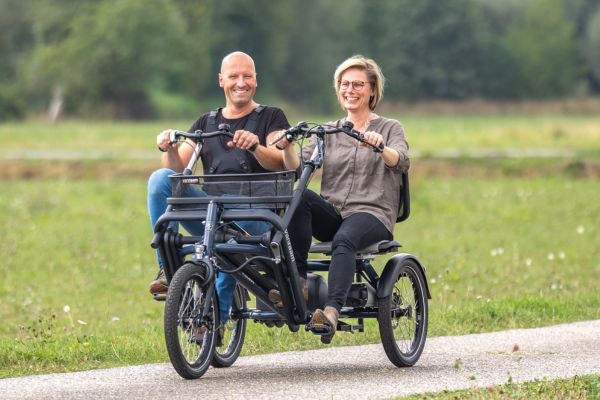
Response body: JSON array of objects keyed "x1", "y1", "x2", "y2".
[
  {"x1": 1, "y1": 0, "x2": 600, "y2": 120},
  {"x1": 1, "y1": 0, "x2": 599, "y2": 383}
]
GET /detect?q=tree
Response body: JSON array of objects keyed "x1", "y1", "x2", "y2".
[
  {"x1": 362, "y1": 0, "x2": 486, "y2": 100},
  {"x1": 504, "y1": 0, "x2": 583, "y2": 98},
  {"x1": 0, "y1": 0, "x2": 33, "y2": 119},
  {"x1": 41, "y1": 0, "x2": 197, "y2": 118}
]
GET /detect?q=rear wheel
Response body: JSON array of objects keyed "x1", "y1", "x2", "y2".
[
  {"x1": 164, "y1": 262, "x2": 217, "y2": 379},
  {"x1": 377, "y1": 259, "x2": 428, "y2": 367},
  {"x1": 211, "y1": 283, "x2": 247, "y2": 368}
]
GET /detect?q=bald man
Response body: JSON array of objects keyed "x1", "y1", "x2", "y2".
[{"x1": 147, "y1": 52, "x2": 290, "y2": 339}]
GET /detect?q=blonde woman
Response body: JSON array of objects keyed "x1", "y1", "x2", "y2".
[{"x1": 276, "y1": 55, "x2": 410, "y2": 340}]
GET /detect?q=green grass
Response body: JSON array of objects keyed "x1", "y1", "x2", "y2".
[
  {"x1": 1, "y1": 113, "x2": 599, "y2": 157},
  {"x1": 0, "y1": 176, "x2": 598, "y2": 377},
  {"x1": 397, "y1": 374, "x2": 600, "y2": 399}
]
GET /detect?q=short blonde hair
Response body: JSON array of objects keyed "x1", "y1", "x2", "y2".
[{"x1": 333, "y1": 55, "x2": 385, "y2": 111}]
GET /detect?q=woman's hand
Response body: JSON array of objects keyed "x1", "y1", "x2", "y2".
[{"x1": 362, "y1": 131, "x2": 384, "y2": 150}]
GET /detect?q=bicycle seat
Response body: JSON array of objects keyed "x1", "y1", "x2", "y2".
[{"x1": 309, "y1": 240, "x2": 401, "y2": 258}]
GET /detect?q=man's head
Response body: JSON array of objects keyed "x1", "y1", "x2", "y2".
[{"x1": 219, "y1": 51, "x2": 257, "y2": 109}]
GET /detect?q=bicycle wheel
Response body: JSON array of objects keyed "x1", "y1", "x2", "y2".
[
  {"x1": 211, "y1": 283, "x2": 247, "y2": 368},
  {"x1": 164, "y1": 262, "x2": 217, "y2": 379},
  {"x1": 377, "y1": 258, "x2": 428, "y2": 367}
]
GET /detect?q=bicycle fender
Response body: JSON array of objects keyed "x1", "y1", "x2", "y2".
[{"x1": 376, "y1": 253, "x2": 432, "y2": 299}]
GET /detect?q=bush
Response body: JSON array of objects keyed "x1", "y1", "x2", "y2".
[{"x1": 0, "y1": 86, "x2": 26, "y2": 120}]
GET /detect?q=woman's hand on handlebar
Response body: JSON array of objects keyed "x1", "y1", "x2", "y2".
[{"x1": 361, "y1": 131, "x2": 385, "y2": 151}]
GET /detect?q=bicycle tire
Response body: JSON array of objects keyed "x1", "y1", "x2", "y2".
[
  {"x1": 211, "y1": 284, "x2": 247, "y2": 368},
  {"x1": 377, "y1": 258, "x2": 428, "y2": 367},
  {"x1": 164, "y1": 262, "x2": 217, "y2": 379}
]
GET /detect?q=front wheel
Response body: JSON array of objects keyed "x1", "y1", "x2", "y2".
[
  {"x1": 164, "y1": 262, "x2": 217, "y2": 379},
  {"x1": 211, "y1": 283, "x2": 247, "y2": 368},
  {"x1": 377, "y1": 258, "x2": 428, "y2": 367}
]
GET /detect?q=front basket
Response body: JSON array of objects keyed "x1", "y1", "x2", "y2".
[{"x1": 169, "y1": 170, "x2": 296, "y2": 211}]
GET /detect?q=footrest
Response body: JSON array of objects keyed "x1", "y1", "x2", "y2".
[
  {"x1": 337, "y1": 321, "x2": 361, "y2": 332},
  {"x1": 152, "y1": 293, "x2": 167, "y2": 301}
]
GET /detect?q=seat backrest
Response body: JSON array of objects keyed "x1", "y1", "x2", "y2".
[{"x1": 397, "y1": 171, "x2": 410, "y2": 222}]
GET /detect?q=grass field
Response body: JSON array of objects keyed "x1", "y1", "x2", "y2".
[
  {"x1": 0, "y1": 115, "x2": 599, "y2": 389},
  {"x1": 1, "y1": 113, "x2": 600, "y2": 156}
]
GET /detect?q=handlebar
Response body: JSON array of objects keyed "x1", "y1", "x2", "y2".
[
  {"x1": 270, "y1": 120, "x2": 384, "y2": 153},
  {"x1": 168, "y1": 123, "x2": 233, "y2": 144}
]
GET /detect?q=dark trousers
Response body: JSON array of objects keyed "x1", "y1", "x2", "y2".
[{"x1": 288, "y1": 190, "x2": 391, "y2": 310}]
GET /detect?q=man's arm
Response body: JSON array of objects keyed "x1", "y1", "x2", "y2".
[
  {"x1": 252, "y1": 130, "x2": 288, "y2": 171},
  {"x1": 157, "y1": 130, "x2": 195, "y2": 172}
]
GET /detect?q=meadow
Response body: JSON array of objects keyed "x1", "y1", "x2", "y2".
[{"x1": 0, "y1": 113, "x2": 599, "y2": 381}]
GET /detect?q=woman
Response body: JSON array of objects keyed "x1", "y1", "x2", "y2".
[{"x1": 278, "y1": 55, "x2": 410, "y2": 339}]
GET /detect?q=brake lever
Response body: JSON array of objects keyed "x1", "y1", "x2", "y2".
[
  {"x1": 268, "y1": 121, "x2": 309, "y2": 145},
  {"x1": 340, "y1": 121, "x2": 384, "y2": 153}
]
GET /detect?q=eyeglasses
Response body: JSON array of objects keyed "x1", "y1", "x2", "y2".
[{"x1": 339, "y1": 80, "x2": 367, "y2": 90}]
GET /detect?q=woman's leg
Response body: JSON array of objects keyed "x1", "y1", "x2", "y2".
[
  {"x1": 325, "y1": 213, "x2": 391, "y2": 311},
  {"x1": 288, "y1": 190, "x2": 342, "y2": 278}
]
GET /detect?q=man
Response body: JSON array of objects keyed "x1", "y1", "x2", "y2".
[{"x1": 147, "y1": 51, "x2": 290, "y2": 331}]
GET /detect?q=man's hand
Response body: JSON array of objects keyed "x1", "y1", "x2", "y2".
[
  {"x1": 228, "y1": 129, "x2": 259, "y2": 151},
  {"x1": 157, "y1": 129, "x2": 176, "y2": 152}
]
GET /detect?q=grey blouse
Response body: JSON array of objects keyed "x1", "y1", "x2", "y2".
[{"x1": 300, "y1": 116, "x2": 410, "y2": 234}]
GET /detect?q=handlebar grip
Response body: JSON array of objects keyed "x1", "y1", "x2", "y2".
[
  {"x1": 269, "y1": 130, "x2": 288, "y2": 146},
  {"x1": 168, "y1": 130, "x2": 179, "y2": 143}
]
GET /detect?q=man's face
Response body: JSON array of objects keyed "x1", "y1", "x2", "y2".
[{"x1": 219, "y1": 55, "x2": 257, "y2": 108}]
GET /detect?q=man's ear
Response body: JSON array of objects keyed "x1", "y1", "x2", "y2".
[{"x1": 218, "y1": 73, "x2": 223, "y2": 87}]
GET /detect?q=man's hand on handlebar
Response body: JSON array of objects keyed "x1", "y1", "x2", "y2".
[
  {"x1": 227, "y1": 130, "x2": 260, "y2": 152},
  {"x1": 157, "y1": 129, "x2": 178, "y2": 152}
]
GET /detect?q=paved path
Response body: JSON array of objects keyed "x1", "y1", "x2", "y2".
[{"x1": 1, "y1": 320, "x2": 598, "y2": 400}]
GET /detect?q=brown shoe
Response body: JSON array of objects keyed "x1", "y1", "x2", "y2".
[
  {"x1": 268, "y1": 277, "x2": 308, "y2": 306},
  {"x1": 310, "y1": 306, "x2": 339, "y2": 343},
  {"x1": 149, "y1": 269, "x2": 168, "y2": 295}
]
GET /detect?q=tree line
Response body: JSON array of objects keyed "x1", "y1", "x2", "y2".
[{"x1": 1, "y1": 0, "x2": 599, "y2": 120}]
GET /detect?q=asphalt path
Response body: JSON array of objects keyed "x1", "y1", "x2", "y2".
[{"x1": 1, "y1": 320, "x2": 598, "y2": 399}]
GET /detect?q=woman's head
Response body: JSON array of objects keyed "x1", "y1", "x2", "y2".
[{"x1": 333, "y1": 55, "x2": 385, "y2": 112}]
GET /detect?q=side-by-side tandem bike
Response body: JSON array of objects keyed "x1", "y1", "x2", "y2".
[{"x1": 151, "y1": 121, "x2": 431, "y2": 379}]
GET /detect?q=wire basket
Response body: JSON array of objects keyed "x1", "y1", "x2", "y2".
[{"x1": 169, "y1": 170, "x2": 296, "y2": 211}]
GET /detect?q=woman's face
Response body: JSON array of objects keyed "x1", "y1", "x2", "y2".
[{"x1": 337, "y1": 67, "x2": 373, "y2": 113}]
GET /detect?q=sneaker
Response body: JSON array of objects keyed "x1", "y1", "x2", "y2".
[
  {"x1": 268, "y1": 277, "x2": 308, "y2": 306},
  {"x1": 149, "y1": 268, "x2": 168, "y2": 295}
]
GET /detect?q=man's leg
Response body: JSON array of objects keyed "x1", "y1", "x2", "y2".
[
  {"x1": 148, "y1": 168, "x2": 205, "y2": 295},
  {"x1": 147, "y1": 168, "x2": 176, "y2": 267}
]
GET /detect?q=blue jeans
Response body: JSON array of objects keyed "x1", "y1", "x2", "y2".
[{"x1": 148, "y1": 168, "x2": 269, "y2": 322}]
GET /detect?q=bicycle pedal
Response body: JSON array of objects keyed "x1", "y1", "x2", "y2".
[
  {"x1": 152, "y1": 293, "x2": 167, "y2": 301},
  {"x1": 306, "y1": 322, "x2": 333, "y2": 336}
]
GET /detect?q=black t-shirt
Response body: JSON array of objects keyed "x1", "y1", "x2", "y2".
[{"x1": 188, "y1": 105, "x2": 290, "y2": 174}]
